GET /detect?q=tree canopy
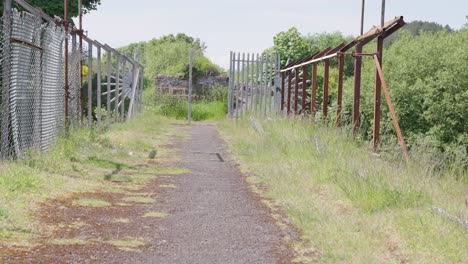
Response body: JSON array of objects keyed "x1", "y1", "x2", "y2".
[
  {"x1": 118, "y1": 33, "x2": 221, "y2": 81},
  {"x1": 2, "y1": 0, "x2": 101, "y2": 18}
]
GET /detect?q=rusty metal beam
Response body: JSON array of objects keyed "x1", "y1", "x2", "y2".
[
  {"x1": 302, "y1": 65, "x2": 307, "y2": 112},
  {"x1": 322, "y1": 43, "x2": 345, "y2": 122},
  {"x1": 281, "y1": 72, "x2": 285, "y2": 112},
  {"x1": 353, "y1": 44, "x2": 363, "y2": 135},
  {"x1": 287, "y1": 70, "x2": 292, "y2": 115},
  {"x1": 336, "y1": 53, "x2": 345, "y2": 125},
  {"x1": 294, "y1": 68, "x2": 299, "y2": 115},
  {"x1": 311, "y1": 62, "x2": 318, "y2": 121},
  {"x1": 310, "y1": 48, "x2": 331, "y2": 120},
  {"x1": 373, "y1": 55, "x2": 408, "y2": 158},
  {"x1": 373, "y1": 36, "x2": 384, "y2": 151}
]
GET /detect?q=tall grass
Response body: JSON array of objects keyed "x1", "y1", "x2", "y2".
[
  {"x1": 152, "y1": 86, "x2": 228, "y2": 121},
  {"x1": 219, "y1": 116, "x2": 467, "y2": 263}
]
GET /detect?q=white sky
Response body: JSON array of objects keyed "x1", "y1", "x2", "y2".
[{"x1": 81, "y1": 0, "x2": 468, "y2": 69}]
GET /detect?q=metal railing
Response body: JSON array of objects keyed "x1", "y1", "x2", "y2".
[
  {"x1": 0, "y1": 0, "x2": 144, "y2": 160},
  {"x1": 276, "y1": 16, "x2": 407, "y2": 156},
  {"x1": 228, "y1": 16, "x2": 408, "y2": 157}
]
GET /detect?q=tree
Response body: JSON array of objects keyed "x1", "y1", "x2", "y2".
[
  {"x1": 384, "y1": 20, "x2": 453, "y2": 47},
  {"x1": 2, "y1": 0, "x2": 101, "y2": 18},
  {"x1": 273, "y1": 27, "x2": 312, "y2": 67}
]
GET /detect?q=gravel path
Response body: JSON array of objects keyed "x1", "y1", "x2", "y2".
[{"x1": 138, "y1": 124, "x2": 292, "y2": 263}]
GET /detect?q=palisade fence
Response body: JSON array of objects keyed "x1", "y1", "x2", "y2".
[
  {"x1": 0, "y1": 0, "x2": 144, "y2": 160},
  {"x1": 227, "y1": 52, "x2": 281, "y2": 118}
]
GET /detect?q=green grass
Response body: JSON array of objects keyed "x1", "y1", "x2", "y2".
[
  {"x1": 106, "y1": 238, "x2": 145, "y2": 250},
  {"x1": 73, "y1": 199, "x2": 112, "y2": 208},
  {"x1": 122, "y1": 196, "x2": 156, "y2": 204},
  {"x1": 143, "y1": 212, "x2": 169, "y2": 218},
  {"x1": 219, "y1": 116, "x2": 468, "y2": 263},
  {"x1": 0, "y1": 107, "x2": 174, "y2": 243},
  {"x1": 153, "y1": 88, "x2": 227, "y2": 121}
]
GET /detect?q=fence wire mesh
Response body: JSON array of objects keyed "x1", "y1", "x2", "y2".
[
  {"x1": 1, "y1": 10, "x2": 65, "y2": 157},
  {"x1": 0, "y1": 3, "x2": 144, "y2": 160}
]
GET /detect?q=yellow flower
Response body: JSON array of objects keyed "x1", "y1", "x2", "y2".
[{"x1": 82, "y1": 65, "x2": 89, "y2": 78}]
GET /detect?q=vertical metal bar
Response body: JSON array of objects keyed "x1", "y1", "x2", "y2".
[
  {"x1": 373, "y1": 55, "x2": 408, "y2": 158},
  {"x1": 126, "y1": 62, "x2": 140, "y2": 122},
  {"x1": 228, "y1": 51, "x2": 233, "y2": 118},
  {"x1": 114, "y1": 54, "x2": 120, "y2": 122},
  {"x1": 294, "y1": 68, "x2": 299, "y2": 115},
  {"x1": 1, "y1": 0, "x2": 12, "y2": 159},
  {"x1": 120, "y1": 59, "x2": 126, "y2": 122},
  {"x1": 264, "y1": 54, "x2": 270, "y2": 116},
  {"x1": 323, "y1": 58, "x2": 330, "y2": 122},
  {"x1": 246, "y1": 53, "x2": 250, "y2": 113},
  {"x1": 353, "y1": 44, "x2": 363, "y2": 134},
  {"x1": 267, "y1": 54, "x2": 273, "y2": 115},
  {"x1": 255, "y1": 53, "x2": 260, "y2": 114},
  {"x1": 188, "y1": 49, "x2": 193, "y2": 124},
  {"x1": 87, "y1": 42, "x2": 93, "y2": 128},
  {"x1": 381, "y1": 0, "x2": 386, "y2": 27},
  {"x1": 259, "y1": 55, "x2": 264, "y2": 114},
  {"x1": 240, "y1": 53, "x2": 245, "y2": 117},
  {"x1": 106, "y1": 50, "x2": 111, "y2": 127},
  {"x1": 236, "y1": 52, "x2": 240, "y2": 122},
  {"x1": 373, "y1": 37, "x2": 384, "y2": 151},
  {"x1": 281, "y1": 72, "x2": 285, "y2": 112},
  {"x1": 276, "y1": 54, "x2": 281, "y2": 114},
  {"x1": 301, "y1": 65, "x2": 307, "y2": 113},
  {"x1": 64, "y1": 0, "x2": 69, "y2": 126},
  {"x1": 311, "y1": 62, "x2": 318, "y2": 120},
  {"x1": 250, "y1": 53, "x2": 255, "y2": 111},
  {"x1": 287, "y1": 70, "x2": 292, "y2": 115},
  {"x1": 139, "y1": 66, "x2": 144, "y2": 112},
  {"x1": 79, "y1": 0, "x2": 83, "y2": 124},
  {"x1": 336, "y1": 53, "x2": 345, "y2": 125},
  {"x1": 96, "y1": 45, "x2": 102, "y2": 131},
  {"x1": 361, "y1": 0, "x2": 365, "y2": 35}
]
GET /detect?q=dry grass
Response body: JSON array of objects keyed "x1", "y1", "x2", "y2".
[
  {"x1": 73, "y1": 199, "x2": 111, "y2": 208},
  {"x1": 143, "y1": 212, "x2": 169, "y2": 218},
  {"x1": 219, "y1": 116, "x2": 468, "y2": 263}
]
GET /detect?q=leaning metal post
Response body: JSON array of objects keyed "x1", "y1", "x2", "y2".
[{"x1": 373, "y1": 55, "x2": 408, "y2": 158}]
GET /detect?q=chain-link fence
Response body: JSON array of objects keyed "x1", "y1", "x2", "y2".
[{"x1": 0, "y1": 1, "x2": 144, "y2": 160}]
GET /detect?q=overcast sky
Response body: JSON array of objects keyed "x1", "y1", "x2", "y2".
[{"x1": 81, "y1": 0, "x2": 468, "y2": 69}]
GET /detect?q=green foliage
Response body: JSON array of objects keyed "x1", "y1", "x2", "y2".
[
  {"x1": 117, "y1": 34, "x2": 222, "y2": 84},
  {"x1": 5, "y1": 0, "x2": 101, "y2": 18},
  {"x1": 343, "y1": 29, "x2": 468, "y2": 174},
  {"x1": 385, "y1": 20, "x2": 454, "y2": 47},
  {"x1": 273, "y1": 27, "x2": 312, "y2": 67},
  {"x1": 272, "y1": 28, "x2": 354, "y2": 75}
]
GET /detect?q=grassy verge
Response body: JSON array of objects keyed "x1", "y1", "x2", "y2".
[
  {"x1": 0, "y1": 109, "x2": 175, "y2": 243},
  {"x1": 219, "y1": 116, "x2": 467, "y2": 263},
  {"x1": 152, "y1": 86, "x2": 228, "y2": 121}
]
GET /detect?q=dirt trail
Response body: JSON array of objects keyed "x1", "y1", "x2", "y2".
[{"x1": 0, "y1": 123, "x2": 293, "y2": 263}]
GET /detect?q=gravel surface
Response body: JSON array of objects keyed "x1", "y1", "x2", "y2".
[{"x1": 137, "y1": 124, "x2": 293, "y2": 263}]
